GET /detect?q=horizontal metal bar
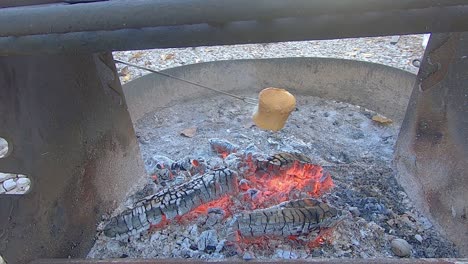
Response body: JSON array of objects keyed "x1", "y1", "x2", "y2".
[
  {"x1": 1, "y1": 6, "x2": 468, "y2": 55},
  {"x1": 29, "y1": 258, "x2": 467, "y2": 264},
  {"x1": 1, "y1": 0, "x2": 467, "y2": 38}
]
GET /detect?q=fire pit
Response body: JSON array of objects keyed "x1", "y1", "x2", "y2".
[
  {"x1": 87, "y1": 58, "x2": 459, "y2": 260},
  {"x1": 1, "y1": 2, "x2": 467, "y2": 263}
]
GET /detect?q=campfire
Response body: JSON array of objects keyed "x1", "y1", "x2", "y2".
[
  {"x1": 102, "y1": 138, "x2": 341, "y2": 254},
  {"x1": 87, "y1": 91, "x2": 459, "y2": 260}
]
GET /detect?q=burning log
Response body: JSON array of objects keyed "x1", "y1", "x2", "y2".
[
  {"x1": 256, "y1": 152, "x2": 313, "y2": 172},
  {"x1": 229, "y1": 198, "x2": 341, "y2": 238},
  {"x1": 209, "y1": 138, "x2": 238, "y2": 158},
  {"x1": 146, "y1": 155, "x2": 207, "y2": 182},
  {"x1": 103, "y1": 168, "x2": 238, "y2": 239}
]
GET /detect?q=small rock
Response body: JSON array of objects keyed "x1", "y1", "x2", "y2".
[
  {"x1": 372, "y1": 114, "x2": 393, "y2": 125},
  {"x1": 173, "y1": 176, "x2": 186, "y2": 185},
  {"x1": 197, "y1": 230, "x2": 218, "y2": 253},
  {"x1": 0, "y1": 172, "x2": 15, "y2": 182},
  {"x1": 16, "y1": 177, "x2": 31, "y2": 192},
  {"x1": 0, "y1": 184, "x2": 5, "y2": 194},
  {"x1": 215, "y1": 239, "x2": 225, "y2": 253},
  {"x1": 391, "y1": 238, "x2": 412, "y2": 257},
  {"x1": 414, "y1": 234, "x2": 423, "y2": 243},
  {"x1": 0, "y1": 146, "x2": 7, "y2": 157},
  {"x1": 160, "y1": 53, "x2": 175, "y2": 61},
  {"x1": 243, "y1": 251, "x2": 255, "y2": 260},
  {"x1": 180, "y1": 127, "x2": 197, "y2": 138},
  {"x1": 351, "y1": 131, "x2": 365, "y2": 140},
  {"x1": 349, "y1": 207, "x2": 360, "y2": 217},
  {"x1": 205, "y1": 207, "x2": 225, "y2": 226},
  {"x1": 3, "y1": 179, "x2": 16, "y2": 191}
]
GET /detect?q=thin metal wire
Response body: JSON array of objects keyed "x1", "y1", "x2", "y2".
[{"x1": 114, "y1": 59, "x2": 258, "y2": 105}]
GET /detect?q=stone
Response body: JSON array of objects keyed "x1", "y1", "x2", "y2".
[
  {"x1": 205, "y1": 207, "x2": 225, "y2": 227},
  {"x1": 414, "y1": 234, "x2": 423, "y2": 243},
  {"x1": 3, "y1": 179, "x2": 16, "y2": 192},
  {"x1": 0, "y1": 184, "x2": 5, "y2": 194},
  {"x1": 197, "y1": 230, "x2": 218, "y2": 253},
  {"x1": 391, "y1": 238, "x2": 412, "y2": 257},
  {"x1": 215, "y1": 239, "x2": 225, "y2": 253},
  {"x1": 242, "y1": 251, "x2": 255, "y2": 260},
  {"x1": 0, "y1": 146, "x2": 7, "y2": 157},
  {"x1": 349, "y1": 207, "x2": 360, "y2": 217},
  {"x1": 16, "y1": 177, "x2": 31, "y2": 192},
  {"x1": 0, "y1": 172, "x2": 15, "y2": 182}
]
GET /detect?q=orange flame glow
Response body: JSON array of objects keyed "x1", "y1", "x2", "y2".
[
  {"x1": 178, "y1": 195, "x2": 234, "y2": 224},
  {"x1": 243, "y1": 161, "x2": 334, "y2": 209}
]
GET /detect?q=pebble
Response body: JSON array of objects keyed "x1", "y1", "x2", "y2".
[
  {"x1": 391, "y1": 238, "x2": 412, "y2": 257},
  {"x1": 414, "y1": 234, "x2": 423, "y2": 243},
  {"x1": 0, "y1": 146, "x2": 7, "y2": 157},
  {"x1": 0, "y1": 185, "x2": 5, "y2": 194},
  {"x1": 3, "y1": 179, "x2": 16, "y2": 191},
  {"x1": 242, "y1": 251, "x2": 255, "y2": 260},
  {"x1": 197, "y1": 230, "x2": 218, "y2": 252},
  {"x1": 0, "y1": 172, "x2": 15, "y2": 182},
  {"x1": 16, "y1": 177, "x2": 31, "y2": 191},
  {"x1": 349, "y1": 207, "x2": 360, "y2": 217}
]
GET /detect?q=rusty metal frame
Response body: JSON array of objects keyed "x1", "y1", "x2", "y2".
[
  {"x1": 0, "y1": 1, "x2": 467, "y2": 55},
  {"x1": 29, "y1": 258, "x2": 468, "y2": 264},
  {"x1": 0, "y1": 53, "x2": 146, "y2": 264},
  {"x1": 0, "y1": 1, "x2": 467, "y2": 263},
  {"x1": 395, "y1": 32, "x2": 468, "y2": 256}
]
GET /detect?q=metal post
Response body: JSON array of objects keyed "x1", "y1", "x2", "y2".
[
  {"x1": 0, "y1": 53, "x2": 146, "y2": 263},
  {"x1": 395, "y1": 32, "x2": 468, "y2": 255}
]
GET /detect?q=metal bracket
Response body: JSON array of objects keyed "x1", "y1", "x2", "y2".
[{"x1": 418, "y1": 33, "x2": 460, "y2": 91}]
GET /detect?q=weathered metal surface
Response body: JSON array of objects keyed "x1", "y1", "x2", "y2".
[
  {"x1": 417, "y1": 33, "x2": 461, "y2": 91},
  {"x1": 1, "y1": 0, "x2": 466, "y2": 37},
  {"x1": 395, "y1": 32, "x2": 468, "y2": 255},
  {"x1": 1, "y1": 5, "x2": 468, "y2": 54},
  {"x1": 122, "y1": 58, "x2": 416, "y2": 125},
  {"x1": 0, "y1": 53, "x2": 146, "y2": 264},
  {"x1": 103, "y1": 168, "x2": 238, "y2": 239},
  {"x1": 231, "y1": 198, "x2": 340, "y2": 237},
  {"x1": 29, "y1": 258, "x2": 468, "y2": 264}
]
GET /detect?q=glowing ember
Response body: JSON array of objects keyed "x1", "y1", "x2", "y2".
[
  {"x1": 149, "y1": 214, "x2": 169, "y2": 231},
  {"x1": 307, "y1": 228, "x2": 335, "y2": 249},
  {"x1": 243, "y1": 161, "x2": 334, "y2": 209},
  {"x1": 179, "y1": 195, "x2": 234, "y2": 223}
]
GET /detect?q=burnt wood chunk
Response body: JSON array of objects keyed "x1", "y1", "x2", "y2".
[
  {"x1": 232, "y1": 198, "x2": 340, "y2": 237},
  {"x1": 256, "y1": 152, "x2": 313, "y2": 172},
  {"x1": 103, "y1": 168, "x2": 238, "y2": 238}
]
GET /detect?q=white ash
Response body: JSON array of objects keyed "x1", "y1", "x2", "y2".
[
  {"x1": 113, "y1": 35, "x2": 425, "y2": 85},
  {"x1": 88, "y1": 94, "x2": 457, "y2": 259}
]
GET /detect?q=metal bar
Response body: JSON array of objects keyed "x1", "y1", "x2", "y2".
[
  {"x1": 0, "y1": 53, "x2": 146, "y2": 264},
  {"x1": 2, "y1": 6, "x2": 468, "y2": 55},
  {"x1": 0, "y1": 0, "x2": 63, "y2": 8},
  {"x1": 1, "y1": 0, "x2": 467, "y2": 38},
  {"x1": 394, "y1": 32, "x2": 468, "y2": 256},
  {"x1": 29, "y1": 258, "x2": 467, "y2": 264}
]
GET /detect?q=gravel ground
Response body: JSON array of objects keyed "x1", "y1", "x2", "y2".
[{"x1": 113, "y1": 35, "x2": 426, "y2": 84}]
